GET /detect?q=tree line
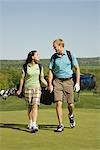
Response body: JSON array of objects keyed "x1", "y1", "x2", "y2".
[{"x1": 0, "y1": 58, "x2": 100, "y2": 94}]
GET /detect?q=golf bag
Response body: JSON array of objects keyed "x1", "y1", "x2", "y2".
[
  {"x1": 40, "y1": 87, "x2": 54, "y2": 105},
  {"x1": 0, "y1": 87, "x2": 17, "y2": 99},
  {"x1": 80, "y1": 74, "x2": 96, "y2": 90}
]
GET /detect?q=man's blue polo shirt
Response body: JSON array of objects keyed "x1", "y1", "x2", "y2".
[{"x1": 49, "y1": 51, "x2": 78, "y2": 78}]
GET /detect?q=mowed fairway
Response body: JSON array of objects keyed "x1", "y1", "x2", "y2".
[{"x1": 0, "y1": 108, "x2": 100, "y2": 150}]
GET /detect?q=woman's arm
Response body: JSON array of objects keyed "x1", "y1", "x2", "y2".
[{"x1": 40, "y1": 66, "x2": 48, "y2": 87}]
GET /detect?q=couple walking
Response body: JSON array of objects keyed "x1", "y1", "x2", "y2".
[{"x1": 17, "y1": 38, "x2": 80, "y2": 132}]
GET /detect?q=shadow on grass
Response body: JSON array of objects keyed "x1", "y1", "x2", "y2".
[
  {"x1": 39, "y1": 124, "x2": 56, "y2": 130},
  {"x1": 0, "y1": 123, "x2": 70, "y2": 133},
  {"x1": 0, "y1": 123, "x2": 30, "y2": 133},
  {"x1": 39, "y1": 124, "x2": 70, "y2": 131}
]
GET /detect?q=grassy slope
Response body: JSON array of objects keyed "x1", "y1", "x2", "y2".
[
  {"x1": 0, "y1": 91, "x2": 100, "y2": 111},
  {"x1": 0, "y1": 109, "x2": 100, "y2": 150}
]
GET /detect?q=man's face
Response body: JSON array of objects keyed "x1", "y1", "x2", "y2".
[{"x1": 53, "y1": 42, "x2": 64, "y2": 54}]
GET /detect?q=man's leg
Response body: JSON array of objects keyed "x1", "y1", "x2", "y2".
[
  {"x1": 68, "y1": 103, "x2": 74, "y2": 116},
  {"x1": 68, "y1": 103, "x2": 76, "y2": 128},
  {"x1": 56, "y1": 101, "x2": 63, "y2": 125},
  {"x1": 54, "y1": 79, "x2": 64, "y2": 132},
  {"x1": 55, "y1": 101, "x2": 64, "y2": 132}
]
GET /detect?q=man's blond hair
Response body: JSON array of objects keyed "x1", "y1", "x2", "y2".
[{"x1": 53, "y1": 39, "x2": 64, "y2": 48}]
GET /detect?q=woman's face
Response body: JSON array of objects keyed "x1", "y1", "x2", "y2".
[{"x1": 32, "y1": 51, "x2": 40, "y2": 62}]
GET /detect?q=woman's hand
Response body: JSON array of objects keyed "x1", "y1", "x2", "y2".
[{"x1": 16, "y1": 89, "x2": 22, "y2": 96}]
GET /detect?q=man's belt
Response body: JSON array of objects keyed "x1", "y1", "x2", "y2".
[{"x1": 57, "y1": 77, "x2": 72, "y2": 81}]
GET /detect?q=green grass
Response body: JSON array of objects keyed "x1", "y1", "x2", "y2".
[
  {"x1": 74, "y1": 91, "x2": 100, "y2": 109},
  {"x1": 0, "y1": 109, "x2": 100, "y2": 150},
  {"x1": 0, "y1": 92, "x2": 100, "y2": 149}
]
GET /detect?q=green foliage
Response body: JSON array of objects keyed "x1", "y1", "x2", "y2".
[
  {"x1": 78, "y1": 57, "x2": 100, "y2": 68},
  {"x1": 0, "y1": 68, "x2": 21, "y2": 89},
  {"x1": 0, "y1": 72, "x2": 10, "y2": 89},
  {"x1": 0, "y1": 58, "x2": 100, "y2": 93}
]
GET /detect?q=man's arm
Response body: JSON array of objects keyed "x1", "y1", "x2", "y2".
[
  {"x1": 74, "y1": 65, "x2": 80, "y2": 84},
  {"x1": 48, "y1": 69, "x2": 54, "y2": 93},
  {"x1": 74, "y1": 65, "x2": 80, "y2": 92}
]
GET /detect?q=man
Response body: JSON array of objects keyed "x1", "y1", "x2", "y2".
[{"x1": 48, "y1": 39, "x2": 80, "y2": 132}]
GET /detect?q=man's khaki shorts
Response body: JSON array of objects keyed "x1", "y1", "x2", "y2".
[
  {"x1": 24, "y1": 88, "x2": 41, "y2": 106},
  {"x1": 53, "y1": 78, "x2": 74, "y2": 104}
]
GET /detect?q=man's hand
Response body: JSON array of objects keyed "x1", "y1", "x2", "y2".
[
  {"x1": 74, "y1": 83, "x2": 80, "y2": 92},
  {"x1": 48, "y1": 84, "x2": 53, "y2": 93}
]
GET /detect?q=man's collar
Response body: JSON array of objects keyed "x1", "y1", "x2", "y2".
[
  {"x1": 56, "y1": 51, "x2": 66, "y2": 57},
  {"x1": 63, "y1": 51, "x2": 66, "y2": 55}
]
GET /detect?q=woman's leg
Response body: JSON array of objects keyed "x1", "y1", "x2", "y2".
[{"x1": 31, "y1": 104, "x2": 39, "y2": 123}]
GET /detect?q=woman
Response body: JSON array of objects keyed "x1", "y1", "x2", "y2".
[{"x1": 17, "y1": 50, "x2": 47, "y2": 132}]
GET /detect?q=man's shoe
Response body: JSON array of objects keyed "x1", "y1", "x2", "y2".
[
  {"x1": 69, "y1": 115, "x2": 76, "y2": 128},
  {"x1": 55, "y1": 124, "x2": 64, "y2": 132}
]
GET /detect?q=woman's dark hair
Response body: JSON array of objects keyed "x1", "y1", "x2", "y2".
[{"x1": 25, "y1": 50, "x2": 37, "y2": 65}]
